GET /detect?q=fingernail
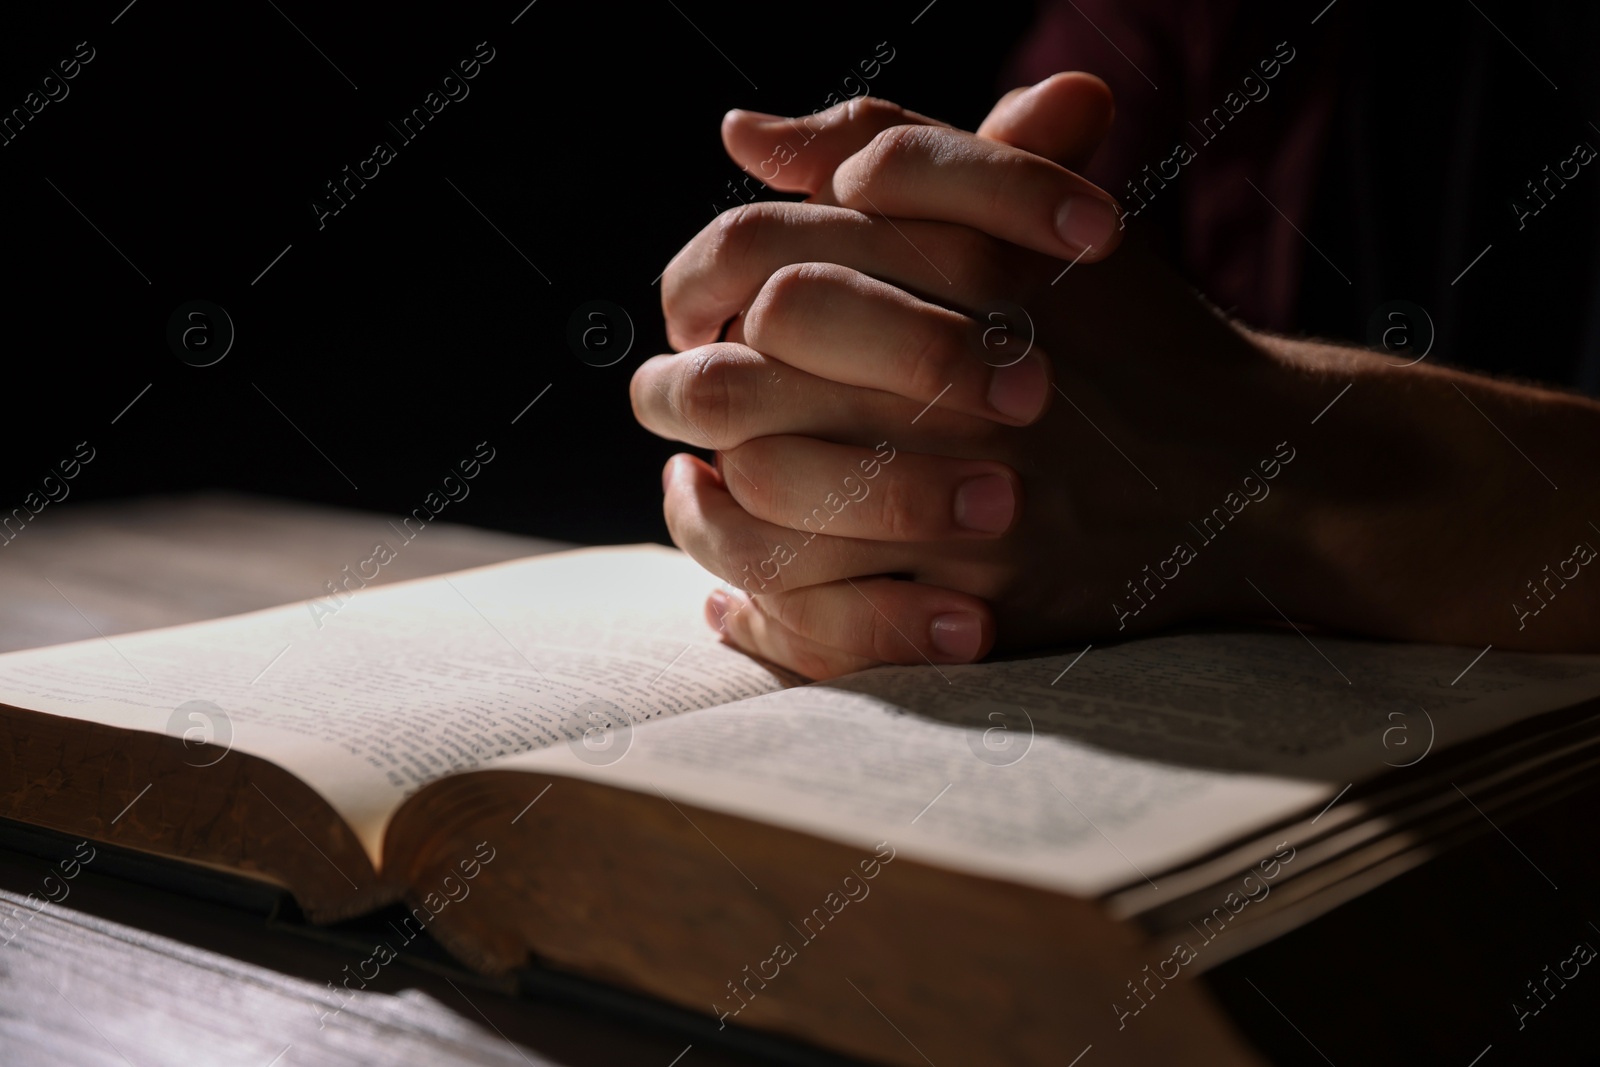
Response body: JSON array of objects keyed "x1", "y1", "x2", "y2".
[
  {"x1": 929, "y1": 612, "x2": 982, "y2": 660},
  {"x1": 706, "y1": 589, "x2": 731, "y2": 630},
  {"x1": 662, "y1": 457, "x2": 676, "y2": 493},
  {"x1": 954, "y1": 474, "x2": 1015, "y2": 533},
  {"x1": 1055, "y1": 195, "x2": 1119, "y2": 255},
  {"x1": 988, "y1": 355, "x2": 1048, "y2": 422}
]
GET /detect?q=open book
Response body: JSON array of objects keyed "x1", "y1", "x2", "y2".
[{"x1": 4, "y1": 546, "x2": 1600, "y2": 1066}]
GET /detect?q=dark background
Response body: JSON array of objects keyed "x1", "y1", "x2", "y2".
[
  {"x1": 0, "y1": 0, "x2": 1030, "y2": 546},
  {"x1": 7, "y1": 1, "x2": 1600, "y2": 548},
  {"x1": 8, "y1": 4, "x2": 1600, "y2": 1064}
]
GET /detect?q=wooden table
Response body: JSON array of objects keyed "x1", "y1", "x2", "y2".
[
  {"x1": 8, "y1": 494, "x2": 1600, "y2": 1067},
  {"x1": 0, "y1": 494, "x2": 771, "y2": 1067}
]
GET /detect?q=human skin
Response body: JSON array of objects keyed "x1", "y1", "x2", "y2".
[{"x1": 632, "y1": 80, "x2": 1600, "y2": 680}]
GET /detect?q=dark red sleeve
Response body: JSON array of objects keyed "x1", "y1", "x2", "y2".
[{"x1": 1004, "y1": 0, "x2": 1343, "y2": 330}]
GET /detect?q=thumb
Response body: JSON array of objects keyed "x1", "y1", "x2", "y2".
[{"x1": 976, "y1": 71, "x2": 1114, "y2": 172}]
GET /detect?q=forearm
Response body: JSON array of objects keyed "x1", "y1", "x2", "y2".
[{"x1": 1252, "y1": 330, "x2": 1600, "y2": 651}]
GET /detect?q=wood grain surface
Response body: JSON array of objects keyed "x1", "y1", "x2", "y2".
[
  {"x1": 0, "y1": 493, "x2": 765, "y2": 1067},
  {"x1": 10, "y1": 494, "x2": 1600, "y2": 1067}
]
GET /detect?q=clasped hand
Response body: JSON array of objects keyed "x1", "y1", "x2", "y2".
[{"x1": 633, "y1": 76, "x2": 1325, "y2": 679}]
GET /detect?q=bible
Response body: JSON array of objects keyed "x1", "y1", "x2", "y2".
[{"x1": 4, "y1": 545, "x2": 1600, "y2": 1066}]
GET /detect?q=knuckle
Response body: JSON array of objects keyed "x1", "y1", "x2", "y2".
[
  {"x1": 770, "y1": 589, "x2": 893, "y2": 674},
  {"x1": 676, "y1": 347, "x2": 743, "y2": 445},
  {"x1": 779, "y1": 586, "x2": 896, "y2": 664},
  {"x1": 706, "y1": 202, "x2": 776, "y2": 279},
  {"x1": 844, "y1": 95, "x2": 903, "y2": 129},
  {"x1": 773, "y1": 593, "x2": 862, "y2": 668},
  {"x1": 746, "y1": 262, "x2": 809, "y2": 335},
  {"x1": 862, "y1": 124, "x2": 919, "y2": 176},
  {"x1": 773, "y1": 589, "x2": 822, "y2": 640},
  {"x1": 982, "y1": 152, "x2": 1038, "y2": 219},
  {"x1": 843, "y1": 124, "x2": 925, "y2": 198},
  {"x1": 890, "y1": 316, "x2": 957, "y2": 403},
  {"x1": 745, "y1": 262, "x2": 833, "y2": 345},
  {"x1": 872, "y1": 474, "x2": 921, "y2": 541},
  {"x1": 873, "y1": 122, "x2": 928, "y2": 157}
]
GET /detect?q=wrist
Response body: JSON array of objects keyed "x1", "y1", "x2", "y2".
[{"x1": 1241, "y1": 327, "x2": 1600, "y2": 649}]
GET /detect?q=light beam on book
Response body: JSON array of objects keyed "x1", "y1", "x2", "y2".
[{"x1": 4, "y1": 545, "x2": 1600, "y2": 1066}]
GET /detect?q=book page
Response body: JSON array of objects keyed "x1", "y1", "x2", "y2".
[
  {"x1": 0, "y1": 546, "x2": 784, "y2": 862},
  {"x1": 496, "y1": 631, "x2": 1600, "y2": 897}
]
